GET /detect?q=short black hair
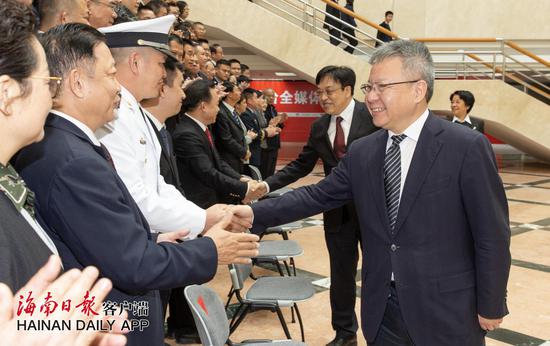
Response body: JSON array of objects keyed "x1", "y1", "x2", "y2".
[
  {"x1": 168, "y1": 34, "x2": 183, "y2": 45},
  {"x1": 192, "y1": 21, "x2": 204, "y2": 28},
  {"x1": 164, "y1": 59, "x2": 183, "y2": 88},
  {"x1": 182, "y1": 79, "x2": 215, "y2": 112},
  {"x1": 228, "y1": 58, "x2": 241, "y2": 65},
  {"x1": 40, "y1": 23, "x2": 106, "y2": 95},
  {"x1": 216, "y1": 59, "x2": 230, "y2": 68},
  {"x1": 315, "y1": 65, "x2": 356, "y2": 95},
  {"x1": 221, "y1": 80, "x2": 238, "y2": 100},
  {"x1": 210, "y1": 43, "x2": 222, "y2": 54},
  {"x1": 138, "y1": 4, "x2": 154, "y2": 12},
  {"x1": 242, "y1": 88, "x2": 258, "y2": 101},
  {"x1": 176, "y1": 1, "x2": 187, "y2": 12},
  {"x1": 197, "y1": 38, "x2": 209, "y2": 45},
  {"x1": 450, "y1": 90, "x2": 475, "y2": 114},
  {"x1": 148, "y1": 0, "x2": 166, "y2": 15},
  {"x1": 240, "y1": 63, "x2": 250, "y2": 71},
  {"x1": 237, "y1": 75, "x2": 250, "y2": 84},
  {"x1": 0, "y1": 0, "x2": 36, "y2": 95},
  {"x1": 385, "y1": 11, "x2": 394, "y2": 16}
]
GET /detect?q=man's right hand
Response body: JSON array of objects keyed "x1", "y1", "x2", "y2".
[
  {"x1": 204, "y1": 213, "x2": 259, "y2": 264},
  {"x1": 265, "y1": 126, "x2": 280, "y2": 138}
]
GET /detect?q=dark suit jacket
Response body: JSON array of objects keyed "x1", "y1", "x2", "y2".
[
  {"x1": 452, "y1": 117, "x2": 485, "y2": 134},
  {"x1": 265, "y1": 101, "x2": 377, "y2": 232},
  {"x1": 323, "y1": 0, "x2": 341, "y2": 30},
  {"x1": 212, "y1": 103, "x2": 247, "y2": 174},
  {"x1": 341, "y1": 4, "x2": 357, "y2": 27},
  {"x1": 251, "y1": 113, "x2": 511, "y2": 345},
  {"x1": 0, "y1": 194, "x2": 53, "y2": 292},
  {"x1": 173, "y1": 115, "x2": 247, "y2": 208},
  {"x1": 15, "y1": 114, "x2": 218, "y2": 346},
  {"x1": 240, "y1": 108, "x2": 262, "y2": 167},
  {"x1": 264, "y1": 104, "x2": 284, "y2": 150},
  {"x1": 146, "y1": 117, "x2": 183, "y2": 194},
  {"x1": 376, "y1": 21, "x2": 392, "y2": 46}
]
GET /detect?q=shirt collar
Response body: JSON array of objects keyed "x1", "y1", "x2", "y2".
[
  {"x1": 185, "y1": 113, "x2": 207, "y2": 131},
  {"x1": 388, "y1": 108, "x2": 429, "y2": 143},
  {"x1": 50, "y1": 110, "x2": 101, "y2": 146},
  {"x1": 452, "y1": 115, "x2": 472, "y2": 124},
  {"x1": 120, "y1": 86, "x2": 139, "y2": 112},
  {"x1": 335, "y1": 98, "x2": 355, "y2": 122},
  {"x1": 143, "y1": 109, "x2": 164, "y2": 131},
  {"x1": 222, "y1": 101, "x2": 235, "y2": 113}
]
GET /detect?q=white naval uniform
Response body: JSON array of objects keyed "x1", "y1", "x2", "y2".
[{"x1": 96, "y1": 86, "x2": 206, "y2": 238}]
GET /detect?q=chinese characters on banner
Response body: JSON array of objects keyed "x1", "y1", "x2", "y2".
[{"x1": 250, "y1": 80, "x2": 323, "y2": 142}]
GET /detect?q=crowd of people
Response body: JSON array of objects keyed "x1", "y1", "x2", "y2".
[{"x1": 1, "y1": 0, "x2": 510, "y2": 346}]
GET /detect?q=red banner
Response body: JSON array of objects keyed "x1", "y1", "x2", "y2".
[{"x1": 250, "y1": 80, "x2": 323, "y2": 142}]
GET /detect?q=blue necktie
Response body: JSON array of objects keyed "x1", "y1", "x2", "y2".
[
  {"x1": 384, "y1": 134, "x2": 407, "y2": 231},
  {"x1": 231, "y1": 110, "x2": 242, "y2": 126}
]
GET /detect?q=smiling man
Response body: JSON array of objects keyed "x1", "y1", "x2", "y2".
[
  {"x1": 244, "y1": 40, "x2": 511, "y2": 345},
  {"x1": 255, "y1": 66, "x2": 377, "y2": 346}
]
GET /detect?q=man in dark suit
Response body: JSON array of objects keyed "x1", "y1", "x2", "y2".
[
  {"x1": 15, "y1": 24, "x2": 259, "y2": 346},
  {"x1": 213, "y1": 81, "x2": 248, "y2": 174},
  {"x1": 323, "y1": 0, "x2": 342, "y2": 46},
  {"x1": 240, "y1": 88, "x2": 280, "y2": 170},
  {"x1": 255, "y1": 66, "x2": 377, "y2": 346},
  {"x1": 261, "y1": 88, "x2": 286, "y2": 179},
  {"x1": 173, "y1": 80, "x2": 260, "y2": 208},
  {"x1": 246, "y1": 40, "x2": 511, "y2": 345},
  {"x1": 341, "y1": 0, "x2": 358, "y2": 54},
  {"x1": 375, "y1": 11, "x2": 393, "y2": 47}
]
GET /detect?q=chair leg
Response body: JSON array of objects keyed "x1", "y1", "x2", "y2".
[
  {"x1": 275, "y1": 306, "x2": 292, "y2": 340},
  {"x1": 283, "y1": 260, "x2": 291, "y2": 276},
  {"x1": 229, "y1": 304, "x2": 250, "y2": 335},
  {"x1": 275, "y1": 261, "x2": 285, "y2": 276},
  {"x1": 290, "y1": 305, "x2": 296, "y2": 323},
  {"x1": 225, "y1": 287, "x2": 235, "y2": 310},
  {"x1": 229, "y1": 303, "x2": 244, "y2": 329},
  {"x1": 290, "y1": 257, "x2": 297, "y2": 276},
  {"x1": 294, "y1": 303, "x2": 306, "y2": 342}
]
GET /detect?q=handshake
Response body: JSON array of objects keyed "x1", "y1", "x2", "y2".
[{"x1": 241, "y1": 177, "x2": 268, "y2": 204}]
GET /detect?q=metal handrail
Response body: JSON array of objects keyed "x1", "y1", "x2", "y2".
[{"x1": 252, "y1": 0, "x2": 550, "y2": 103}]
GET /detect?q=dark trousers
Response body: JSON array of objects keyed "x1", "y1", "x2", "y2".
[
  {"x1": 369, "y1": 284, "x2": 414, "y2": 345},
  {"x1": 260, "y1": 148, "x2": 278, "y2": 179},
  {"x1": 324, "y1": 222, "x2": 361, "y2": 337},
  {"x1": 342, "y1": 27, "x2": 358, "y2": 54},
  {"x1": 167, "y1": 287, "x2": 196, "y2": 334},
  {"x1": 328, "y1": 28, "x2": 342, "y2": 45}
]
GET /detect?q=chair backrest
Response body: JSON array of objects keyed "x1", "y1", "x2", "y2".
[
  {"x1": 228, "y1": 263, "x2": 253, "y2": 290},
  {"x1": 245, "y1": 164, "x2": 263, "y2": 181},
  {"x1": 184, "y1": 285, "x2": 230, "y2": 346}
]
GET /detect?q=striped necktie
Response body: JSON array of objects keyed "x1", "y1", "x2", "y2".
[{"x1": 384, "y1": 134, "x2": 407, "y2": 231}]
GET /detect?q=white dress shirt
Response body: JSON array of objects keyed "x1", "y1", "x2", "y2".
[
  {"x1": 452, "y1": 115, "x2": 472, "y2": 124},
  {"x1": 96, "y1": 86, "x2": 206, "y2": 238},
  {"x1": 386, "y1": 108, "x2": 430, "y2": 201},
  {"x1": 386, "y1": 108, "x2": 429, "y2": 281},
  {"x1": 328, "y1": 99, "x2": 355, "y2": 147}
]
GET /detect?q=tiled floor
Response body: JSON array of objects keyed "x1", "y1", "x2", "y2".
[{"x1": 166, "y1": 145, "x2": 550, "y2": 346}]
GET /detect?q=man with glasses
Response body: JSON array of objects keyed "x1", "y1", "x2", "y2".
[
  {"x1": 88, "y1": 0, "x2": 118, "y2": 28},
  {"x1": 255, "y1": 66, "x2": 377, "y2": 346},
  {"x1": 244, "y1": 40, "x2": 511, "y2": 345}
]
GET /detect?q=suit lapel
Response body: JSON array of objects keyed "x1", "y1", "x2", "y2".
[
  {"x1": 393, "y1": 114, "x2": 444, "y2": 234},
  {"x1": 318, "y1": 115, "x2": 338, "y2": 164},
  {"x1": 347, "y1": 102, "x2": 366, "y2": 145}
]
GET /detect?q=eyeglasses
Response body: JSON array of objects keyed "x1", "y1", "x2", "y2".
[
  {"x1": 314, "y1": 86, "x2": 344, "y2": 97},
  {"x1": 30, "y1": 76, "x2": 62, "y2": 97},
  {"x1": 360, "y1": 80, "x2": 420, "y2": 95}
]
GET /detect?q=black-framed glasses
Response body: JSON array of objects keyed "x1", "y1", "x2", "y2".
[
  {"x1": 30, "y1": 76, "x2": 62, "y2": 97},
  {"x1": 360, "y1": 80, "x2": 420, "y2": 95},
  {"x1": 314, "y1": 86, "x2": 344, "y2": 97}
]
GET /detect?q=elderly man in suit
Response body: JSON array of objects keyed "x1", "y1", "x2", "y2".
[
  {"x1": 256, "y1": 66, "x2": 377, "y2": 346},
  {"x1": 244, "y1": 40, "x2": 511, "y2": 345},
  {"x1": 15, "y1": 23, "x2": 259, "y2": 346}
]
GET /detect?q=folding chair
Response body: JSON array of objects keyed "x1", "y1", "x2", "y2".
[
  {"x1": 184, "y1": 285, "x2": 305, "y2": 346},
  {"x1": 227, "y1": 263, "x2": 315, "y2": 342}
]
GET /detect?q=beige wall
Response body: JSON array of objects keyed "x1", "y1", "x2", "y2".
[{"x1": 310, "y1": 0, "x2": 550, "y2": 40}]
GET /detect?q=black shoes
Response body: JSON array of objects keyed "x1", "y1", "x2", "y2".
[{"x1": 326, "y1": 334, "x2": 358, "y2": 346}]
